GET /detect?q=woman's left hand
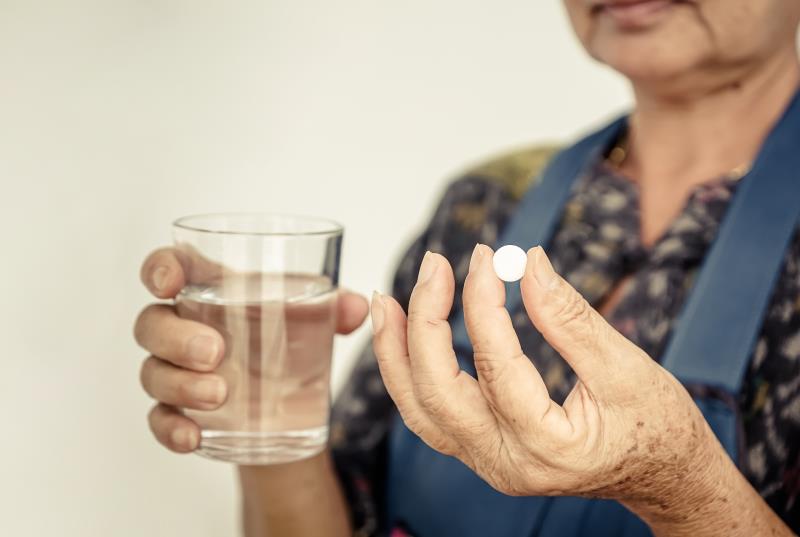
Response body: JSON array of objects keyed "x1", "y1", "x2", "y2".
[{"x1": 370, "y1": 244, "x2": 720, "y2": 518}]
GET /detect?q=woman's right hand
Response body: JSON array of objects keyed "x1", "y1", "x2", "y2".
[{"x1": 133, "y1": 247, "x2": 370, "y2": 454}]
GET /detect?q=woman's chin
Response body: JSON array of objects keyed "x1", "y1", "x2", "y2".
[
  {"x1": 588, "y1": 36, "x2": 711, "y2": 93},
  {"x1": 602, "y1": 51, "x2": 696, "y2": 84},
  {"x1": 581, "y1": 3, "x2": 717, "y2": 92}
]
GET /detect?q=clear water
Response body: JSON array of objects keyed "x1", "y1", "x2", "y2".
[{"x1": 176, "y1": 274, "x2": 336, "y2": 464}]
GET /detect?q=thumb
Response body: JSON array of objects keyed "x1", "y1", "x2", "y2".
[
  {"x1": 519, "y1": 246, "x2": 648, "y2": 399},
  {"x1": 336, "y1": 289, "x2": 369, "y2": 334}
]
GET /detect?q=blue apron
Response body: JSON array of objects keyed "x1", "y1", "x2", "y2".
[{"x1": 387, "y1": 90, "x2": 800, "y2": 537}]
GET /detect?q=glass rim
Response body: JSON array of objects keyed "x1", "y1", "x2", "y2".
[{"x1": 172, "y1": 212, "x2": 344, "y2": 237}]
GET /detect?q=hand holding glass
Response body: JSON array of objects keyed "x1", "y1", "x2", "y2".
[{"x1": 172, "y1": 213, "x2": 342, "y2": 465}]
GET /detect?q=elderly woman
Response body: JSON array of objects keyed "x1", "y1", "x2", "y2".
[{"x1": 134, "y1": 1, "x2": 800, "y2": 535}]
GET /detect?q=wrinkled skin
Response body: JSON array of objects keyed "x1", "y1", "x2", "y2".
[
  {"x1": 371, "y1": 245, "x2": 714, "y2": 513},
  {"x1": 563, "y1": 0, "x2": 800, "y2": 98}
]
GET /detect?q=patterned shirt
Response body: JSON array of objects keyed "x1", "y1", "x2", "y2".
[{"x1": 330, "y1": 143, "x2": 800, "y2": 536}]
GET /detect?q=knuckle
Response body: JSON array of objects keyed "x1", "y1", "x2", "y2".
[
  {"x1": 148, "y1": 419, "x2": 163, "y2": 440},
  {"x1": 372, "y1": 341, "x2": 397, "y2": 366},
  {"x1": 140, "y1": 254, "x2": 155, "y2": 286},
  {"x1": 465, "y1": 318, "x2": 495, "y2": 352},
  {"x1": 146, "y1": 247, "x2": 176, "y2": 269},
  {"x1": 473, "y1": 351, "x2": 520, "y2": 386},
  {"x1": 147, "y1": 405, "x2": 180, "y2": 448},
  {"x1": 405, "y1": 311, "x2": 429, "y2": 328},
  {"x1": 450, "y1": 418, "x2": 498, "y2": 457},
  {"x1": 473, "y1": 351, "x2": 504, "y2": 385},
  {"x1": 406, "y1": 312, "x2": 452, "y2": 343},
  {"x1": 416, "y1": 387, "x2": 448, "y2": 416},
  {"x1": 175, "y1": 379, "x2": 196, "y2": 406},
  {"x1": 550, "y1": 287, "x2": 598, "y2": 341},
  {"x1": 393, "y1": 390, "x2": 419, "y2": 414},
  {"x1": 141, "y1": 251, "x2": 163, "y2": 286},
  {"x1": 134, "y1": 304, "x2": 172, "y2": 348},
  {"x1": 133, "y1": 305, "x2": 155, "y2": 346},
  {"x1": 148, "y1": 406, "x2": 171, "y2": 440},
  {"x1": 139, "y1": 357, "x2": 157, "y2": 392},
  {"x1": 147, "y1": 404, "x2": 161, "y2": 425},
  {"x1": 552, "y1": 285, "x2": 591, "y2": 326}
]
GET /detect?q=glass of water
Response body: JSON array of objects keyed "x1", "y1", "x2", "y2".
[{"x1": 172, "y1": 213, "x2": 342, "y2": 465}]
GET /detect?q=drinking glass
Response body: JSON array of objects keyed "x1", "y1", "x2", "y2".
[{"x1": 172, "y1": 213, "x2": 342, "y2": 465}]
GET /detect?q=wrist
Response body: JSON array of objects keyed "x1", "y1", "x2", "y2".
[
  {"x1": 238, "y1": 449, "x2": 352, "y2": 537},
  {"x1": 622, "y1": 424, "x2": 731, "y2": 535},
  {"x1": 238, "y1": 450, "x2": 334, "y2": 505}
]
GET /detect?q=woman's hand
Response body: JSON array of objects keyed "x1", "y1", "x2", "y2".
[
  {"x1": 371, "y1": 244, "x2": 722, "y2": 522},
  {"x1": 133, "y1": 247, "x2": 369, "y2": 453}
]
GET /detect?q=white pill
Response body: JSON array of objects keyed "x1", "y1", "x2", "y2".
[{"x1": 492, "y1": 245, "x2": 528, "y2": 282}]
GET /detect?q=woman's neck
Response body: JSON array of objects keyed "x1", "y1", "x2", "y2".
[{"x1": 623, "y1": 45, "x2": 800, "y2": 188}]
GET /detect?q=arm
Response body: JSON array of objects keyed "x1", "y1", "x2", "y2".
[
  {"x1": 134, "y1": 249, "x2": 367, "y2": 537},
  {"x1": 236, "y1": 196, "x2": 446, "y2": 536},
  {"x1": 370, "y1": 245, "x2": 795, "y2": 536},
  {"x1": 627, "y1": 437, "x2": 793, "y2": 536},
  {"x1": 239, "y1": 451, "x2": 351, "y2": 537},
  {"x1": 134, "y1": 146, "x2": 557, "y2": 536},
  {"x1": 236, "y1": 166, "x2": 519, "y2": 535}
]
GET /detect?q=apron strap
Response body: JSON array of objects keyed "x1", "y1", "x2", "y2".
[
  {"x1": 451, "y1": 116, "x2": 628, "y2": 370},
  {"x1": 452, "y1": 89, "x2": 800, "y2": 398},
  {"x1": 386, "y1": 92, "x2": 800, "y2": 537},
  {"x1": 660, "y1": 90, "x2": 800, "y2": 392}
]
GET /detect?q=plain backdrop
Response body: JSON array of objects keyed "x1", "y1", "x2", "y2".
[{"x1": 0, "y1": 1, "x2": 631, "y2": 535}]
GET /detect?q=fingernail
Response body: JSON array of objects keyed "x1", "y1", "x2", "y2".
[
  {"x1": 417, "y1": 251, "x2": 438, "y2": 284},
  {"x1": 193, "y1": 378, "x2": 227, "y2": 405},
  {"x1": 371, "y1": 291, "x2": 385, "y2": 334},
  {"x1": 152, "y1": 266, "x2": 169, "y2": 292},
  {"x1": 529, "y1": 246, "x2": 557, "y2": 288},
  {"x1": 468, "y1": 243, "x2": 484, "y2": 273},
  {"x1": 172, "y1": 427, "x2": 198, "y2": 451},
  {"x1": 187, "y1": 335, "x2": 220, "y2": 367}
]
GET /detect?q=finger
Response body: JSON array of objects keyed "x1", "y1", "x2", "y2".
[
  {"x1": 140, "y1": 356, "x2": 227, "y2": 410},
  {"x1": 520, "y1": 246, "x2": 646, "y2": 398},
  {"x1": 462, "y1": 244, "x2": 563, "y2": 429},
  {"x1": 561, "y1": 381, "x2": 599, "y2": 443},
  {"x1": 134, "y1": 304, "x2": 225, "y2": 371},
  {"x1": 148, "y1": 403, "x2": 201, "y2": 453},
  {"x1": 404, "y1": 252, "x2": 498, "y2": 445},
  {"x1": 143, "y1": 247, "x2": 365, "y2": 335},
  {"x1": 371, "y1": 292, "x2": 460, "y2": 455},
  {"x1": 406, "y1": 251, "x2": 461, "y2": 385},
  {"x1": 141, "y1": 245, "x2": 225, "y2": 299},
  {"x1": 140, "y1": 248, "x2": 187, "y2": 299},
  {"x1": 336, "y1": 290, "x2": 369, "y2": 335}
]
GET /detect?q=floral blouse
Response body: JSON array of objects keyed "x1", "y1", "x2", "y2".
[{"x1": 330, "y1": 143, "x2": 800, "y2": 536}]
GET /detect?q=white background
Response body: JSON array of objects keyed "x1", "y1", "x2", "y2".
[{"x1": 0, "y1": 1, "x2": 630, "y2": 535}]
